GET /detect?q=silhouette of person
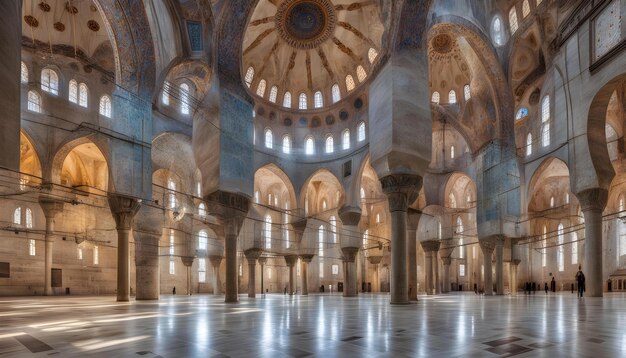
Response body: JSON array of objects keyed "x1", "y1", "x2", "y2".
[
  {"x1": 575, "y1": 266, "x2": 585, "y2": 298},
  {"x1": 544, "y1": 282, "x2": 548, "y2": 294},
  {"x1": 551, "y1": 277, "x2": 556, "y2": 292},
  {"x1": 173, "y1": 286, "x2": 176, "y2": 295}
]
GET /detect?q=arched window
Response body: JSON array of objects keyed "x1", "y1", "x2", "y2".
[
  {"x1": 13, "y1": 207, "x2": 21, "y2": 225},
  {"x1": 314, "y1": 91, "x2": 324, "y2": 108},
  {"x1": 27, "y1": 91, "x2": 41, "y2": 113},
  {"x1": 29, "y1": 239, "x2": 36, "y2": 256},
  {"x1": 542, "y1": 225, "x2": 547, "y2": 267},
  {"x1": 526, "y1": 133, "x2": 533, "y2": 157},
  {"x1": 244, "y1": 66, "x2": 254, "y2": 87},
  {"x1": 99, "y1": 95, "x2": 112, "y2": 118},
  {"x1": 269, "y1": 86, "x2": 278, "y2": 103},
  {"x1": 198, "y1": 203, "x2": 207, "y2": 218},
  {"x1": 265, "y1": 128, "x2": 273, "y2": 149},
  {"x1": 541, "y1": 96, "x2": 550, "y2": 147},
  {"x1": 198, "y1": 230, "x2": 208, "y2": 251},
  {"x1": 509, "y1": 7, "x2": 519, "y2": 34},
  {"x1": 283, "y1": 91, "x2": 292, "y2": 108},
  {"x1": 325, "y1": 135, "x2": 334, "y2": 153},
  {"x1": 345, "y1": 75, "x2": 355, "y2": 91},
  {"x1": 78, "y1": 83, "x2": 88, "y2": 108},
  {"x1": 264, "y1": 215, "x2": 272, "y2": 249},
  {"x1": 180, "y1": 83, "x2": 190, "y2": 115},
  {"x1": 368, "y1": 48, "x2": 379, "y2": 63},
  {"x1": 342, "y1": 129, "x2": 350, "y2": 150},
  {"x1": 516, "y1": 107, "x2": 529, "y2": 120},
  {"x1": 557, "y1": 223, "x2": 564, "y2": 272},
  {"x1": 21, "y1": 62, "x2": 28, "y2": 84},
  {"x1": 198, "y1": 258, "x2": 206, "y2": 283},
  {"x1": 357, "y1": 122, "x2": 366, "y2": 142},
  {"x1": 360, "y1": 187, "x2": 365, "y2": 200},
  {"x1": 550, "y1": 196, "x2": 555, "y2": 208},
  {"x1": 449, "y1": 192, "x2": 457, "y2": 208},
  {"x1": 254, "y1": 191, "x2": 259, "y2": 203},
  {"x1": 331, "y1": 84, "x2": 341, "y2": 103},
  {"x1": 299, "y1": 93, "x2": 307, "y2": 110},
  {"x1": 318, "y1": 225, "x2": 325, "y2": 277},
  {"x1": 305, "y1": 137, "x2": 314, "y2": 155},
  {"x1": 69, "y1": 79, "x2": 78, "y2": 103},
  {"x1": 566, "y1": 193, "x2": 570, "y2": 204},
  {"x1": 450, "y1": 145, "x2": 455, "y2": 159},
  {"x1": 464, "y1": 84, "x2": 471, "y2": 100},
  {"x1": 493, "y1": 16, "x2": 504, "y2": 46},
  {"x1": 162, "y1": 81, "x2": 170, "y2": 105},
  {"x1": 363, "y1": 229, "x2": 369, "y2": 257},
  {"x1": 25, "y1": 208, "x2": 33, "y2": 229},
  {"x1": 572, "y1": 232, "x2": 579, "y2": 264},
  {"x1": 282, "y1": 135, "x2": 291, "y2": 154},
  {"x1": 168, "y1": 179, "x2": 177, "y2": 209},
  {"x1": 41, "y1": 69, "x2": 58, "y2": 95},
  {"x1": 284, "y1": 203, "x2": 290, "y2": 248},
  {"x1": 356, "y1": 66, "x2": 367, "y2": 82},
  {"x1": 256, "y1": 79, "x2": 267, "y2": 97},
  {"x1": 431, "y1": 91, "x2": 440, "y2": 104},
  {"x1": 376, "y1": 213, "x2": 381, "y2": 224},
  {"x1": 437, "y1": 221, "x2": 442, "y2": 240},
  {"x1": 330, "y1": 216, "x2": 337, "y2": 243},
  {"x1": 456, "y1": 216, "x2": 464, "y2": 259},
  {"x1": 522, "y1": 0, "x2": 531, "y2": 17},
  {"x1": 448, "y1": 90, "x2": 457, "y2": 104}
]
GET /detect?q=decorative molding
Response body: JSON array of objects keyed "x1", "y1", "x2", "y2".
[
  {"x1": 576, "y1": 188, "x2": 609, "y2": 212},
  {"x1": 380, "y1": 174, "x2": 423, "y2": 212}
]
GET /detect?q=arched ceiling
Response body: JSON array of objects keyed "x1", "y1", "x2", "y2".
[
  {"x1": 428, "y1": 33, "x2": 471, "y2": 101},
  {"x1": 22, "y1": 0, "x2": 113, "y2": 72},
  {"x1": 242, "y1": 0, "x2": 384, "y2": 110}
]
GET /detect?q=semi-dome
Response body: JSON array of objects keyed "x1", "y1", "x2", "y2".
[{"x1": 242, "y1": 0, "x2": 383, "y2": 111}]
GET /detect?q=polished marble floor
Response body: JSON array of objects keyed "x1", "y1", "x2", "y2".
[{"x1": 0, "y1": 292, "x2": 625, "y2": 357}]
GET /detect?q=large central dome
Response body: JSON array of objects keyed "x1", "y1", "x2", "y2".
[{"x1": 242, "y1": 0, "x2": 384, "y2": 111}]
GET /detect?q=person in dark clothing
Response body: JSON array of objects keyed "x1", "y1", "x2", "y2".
[
  {"x1": 551, "y1": 277, "x2": 556, "y2": 292},
  {"x1": 474, "y1": 283, "x2": 478, "y2": 294},
  {"x1": 571, "y1": 283, "x2": 574, "y2": 294},
  {"x1": 576, "y1": 266, "x2": 585, "y2": 298},
  {"x1": 172, "y1": 287, "x2": 176, "y2": 295},
  {"x1": 544, "y1": 282, "x2": 548, "y2": 294},
  {"x1": 532, "y1": 282, "x2": 536, "y2": 294}
]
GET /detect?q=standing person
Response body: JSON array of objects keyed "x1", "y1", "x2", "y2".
[
  {"x1": 571, "y1": 283, "x2": 574, "y2": 294},
  {"x1": 532, "y1": 282, "x2": 536, "y2": 294},
  {"x1": 173, "y1": 287, "x2": 176, "y2": 295},
  {"x1": 544, "y1": 282, "x2": 548, "y2": 294},
  {"x1": 576, "y1": 266, "x2": 585, "y2": 298},
  {"x1": 551, "y1": 277, "x2": 556, "y2": 292}
]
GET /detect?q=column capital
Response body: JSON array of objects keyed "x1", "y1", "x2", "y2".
[
  {"x1": 108, "y1": 194, "x2": 141, "y2": 230},
  {"x1": 380, "y1": 174, "x2": 422, "y2": 212},
  {"x1": 576, "y1": 188, "x2": 608, "y2": 212},
  {"x1": 300, "y1": 254, "x2": 314, "y2": 263},
  {"x1": 367, "y1": 255, "x2": 383, "y2": 265},
  {"x1": 209, "y1": 255, "x2": 223, "y2": 267},
  {"x1": 244, "y1": 248, "x2": 263, "y2": 261},
  {"x1": 441, "y1": 257, "x2": 452, "y2": 265},
  {"x1": 420, "y1": 239, "x2": 441, "y2": 252},
  {"x1": 479, "y1": 238, "x2": 496, "y2": 254},
  {"x1": 338, "y1": 206, "x2": 362, "y2": 226},
  {"x1": 341, "y1": 247, "x2": 360, "y2": 262},
  {"x1": 38, "y1": 196, "x2": 64, "y2": 219},
  {"x1": 291, "y1": 217, "x2": 308, "y2": 243},
  {"x1": 258, "y1": 257, "x2": 268, "y2": 265},
  {"x1": 284, "y1": 254, "x2": 299, "y2": 267},
  {"x1": 181, "y1": 256, "x2": 194, "y2": 267}
]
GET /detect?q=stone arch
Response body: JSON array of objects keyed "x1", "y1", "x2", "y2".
[
  {"x1": 51, "y1": 137, "x2": 110, "y2": 193},
  {"x1": 527, "y1": 157, "x2": 571, "y2": 212},
  {"x1": 444, "y1": 172, "x2": 477, "y2": 209},
  {"x1": 19, "y1": 130, "x2": 42, "y2": 180},
  {"x1": 300, "y1": 169, "x2": 344, "y2": 215},
  {"x1": 254, "y1": 163, "x2": 298, "y2": 211},
  {"x1": 152, "y1": 131, "x2": 197, "y2": 194}
]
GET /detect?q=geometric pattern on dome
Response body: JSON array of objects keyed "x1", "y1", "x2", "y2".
[
  {"x1": 431, "y1": 34, "x2": 454, "y2": 55},
  {"x1": 276, "y1": 0, "x2": 336, "y2": 50}
]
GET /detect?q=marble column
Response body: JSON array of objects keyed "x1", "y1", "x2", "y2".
[
  {"x1": 338, "y1": 206, "x2": 362, "y2": 298},
  {"x1": 284, "y1": 255, "x2": 298, "y2": 295},
  {"x1": 209, "y1": 255, "x2": 223, "y2": 295},
  {"x1": 134, "y1": 233, "x2": 160, "y2": 300},
  {"x1": 38, "y1": 197, "x2": 64, "y2": 296},
  {"x1": 495, "y1": 236, "x2": 504, "y2": 295},
  {"x1": 407, "y1": 209, "x2": 421, "y2": 301},
  {"x1": 368, "y1": 256, "x2": 383, "y2": 292},
  {"x1": 421, "y1": 240, "x2": 441, "y2": 295},
  {"x1": 380, "y1": 175, "x2": 422, "y2": 304},
  {"x1": 181, "y1": 257, "x2": 194, "y2": 295},
  {"x1": 480, "y1": 239, "x2": 495, "y2": 296},
  {"x1": 0, "y1": 1, "x2": 21, "y2": 171},
  {"x1": 577, "y1": 188, "x2": 608, "y2": 297},
  {"x1": 300, "y1": 254, "x2": 314, "y2": 295},
  {"x1": 108, "y1": 194, "x2": 141, "y2": 302},
  {"x1": 510, "y1": 259, "x2": 520, "y2": 295},
  {"x1": 258, "y1": 257, "x2": 267, "y2": 295},
  {"x1": 245, "y1": 249, "x2": 262, "y2": 298},
  {"x1": 224, "y1": 226, "x2": 238, "y2": 302},
  {"x1": 442, "y1": 257, "x2": 451, "y2": 294},
  {"x1": 341, "y1": 248, "x2": 359, "y2": 297}
]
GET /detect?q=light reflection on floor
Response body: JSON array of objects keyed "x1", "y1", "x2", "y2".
[{"x1": 0, "y1": 293, "x2": 625, "y2": 357}]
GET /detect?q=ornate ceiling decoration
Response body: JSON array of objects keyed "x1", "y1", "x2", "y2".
[{"x1": 275, "y1": 0, "x2": 336, "y2": 49}]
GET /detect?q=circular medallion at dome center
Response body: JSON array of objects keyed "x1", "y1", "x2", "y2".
[{"x1": 275, "y1": 0, "x2": 336, "y2": 50}]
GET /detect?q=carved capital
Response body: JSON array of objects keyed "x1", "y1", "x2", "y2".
[
  {"x1": 291, "y1": 218, "x2": 308, "y2": 243},
  {"x1": 258, "y1": 257, "x2": 268, "y2": 265},
  {"x1": 206, "y1": 190, "x2": 251, "y2": 216},
  {"x1": 181, "y1": 256, "x2": 194, "y2": 267},
  {"x1": 479, "y1": 238, "x2": 496, "y2": 254},
  {"x1": 367, "y1": 255, "x2": 383, "y2": 265},
  {"x1": 244, "y1": 248, "x2": 263, "y2": 262},
  {"x1": 576, "y1": 188, "x2": 608, "y2": 212},
  {"x1": 420, "y1": 239, "x2": 440, "y2": 253},
  {"x1": 380, "y1": 174, "x2": 422, "y2": 212},
  {"x1": 284, "y1": 254, "x2": 299, "y2": 267},
  {"x1": 209, "y1": 255, "x2": 223, "y2": 268},
  {"x1": 108, "y1": 194, "x2": 141, "y2": 230},
  {"x1": 341, "y1": 247, "x2": 359, "y2": 262},
  {"x1": 38, "y1": 196, "x2": 64, "y2": 219},
  {"x1": 441, "y1": 257, "x2": 452, "y2": 266},
  {"x1": 338, "y1": 206, "x2": 361, "y2": 226},
  {"x1": 300, "y1": 254, "x2": 314, "y2": 263}
]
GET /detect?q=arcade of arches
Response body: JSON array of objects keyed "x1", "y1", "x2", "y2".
[{"x1": 2, "y1": 0, "x2": 626, "y2": 356}]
